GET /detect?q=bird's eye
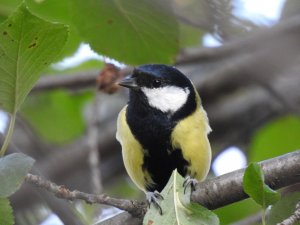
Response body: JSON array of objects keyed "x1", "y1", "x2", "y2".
[{"x1": 152, "y1": 79, "x2": 161, "y2": 88}]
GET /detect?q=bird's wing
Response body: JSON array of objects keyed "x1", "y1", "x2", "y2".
[
  {"x1": 116, "y1": 106, "x2": 151, "y2": 191},
  {"x1": 171, "y1": 107, "x2": 212, "y2": 181}
]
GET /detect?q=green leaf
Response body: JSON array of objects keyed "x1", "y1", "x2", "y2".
[
  {"x1": 0, "y1": 0, "x2": 21, "y2": 19},
  {"x1": 26, "y1": 0, "x2": 71, "y2": 24},
  {"x1": 0, "y1": 198, "x2": 14, "y2": 225},
  {"x1": 26, "y1": 0, "x2": 81, "y2": 59},
  {"x1": 21, "y1": 90, "x2": 92, "y2": 143},
  {"x1": 214, "y1": 198, "x2": 260, "y2": 224},
  {"x1": 243, "y1": 163, "x2": 281, "y2": 208},
  {"x1": 71, "y1": 0, "x2": 179, "y2": 65},
  {"x1": 179, "y1": 23, "x2": 204, "y2": 48},
  {"x1": 143, "y1": 170, "x2": 219, "y2": 225},
  {"x1": 0, "y1": 3, "x2": 68, "y2": 114},
  {"x1": 0, "y1": 153, "x2": 35, "y2": 197},
  {"x1": 267, "y1": 192, "x2": 300, "y2": 225},
  {"x1": 249, "y1": 115, "x2": 300, "y2": 162}
]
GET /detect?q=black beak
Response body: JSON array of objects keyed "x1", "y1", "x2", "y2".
[{"x1": 119, "y1": 75, "x2": 139, "y2": 89}]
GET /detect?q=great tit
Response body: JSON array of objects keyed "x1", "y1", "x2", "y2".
[{"x1": 116, "y1": 64, "x2": 211, "y2": 213}]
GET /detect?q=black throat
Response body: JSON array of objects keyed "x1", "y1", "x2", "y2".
[{"x1": 126, "y1": 89, "x2": 197, "y2": 192}]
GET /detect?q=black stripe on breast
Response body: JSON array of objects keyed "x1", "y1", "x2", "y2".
[
  {"x1": 143, "y1": 148, "x2": 189, "y2": 192},
  {"x1": 126, "y1": 89, "x2": 196, "y2": 192}
]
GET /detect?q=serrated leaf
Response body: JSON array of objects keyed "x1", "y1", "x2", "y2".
[
  {"x1": 143, "y1": 170, "x2": 219, "y2": 225},
  {"x1": 0, "y1": 198, "x2": 14, "y2": 225},
  {"x1": 71, "y1": 0, "x2": 179, "y2": 65},
  {"x1": 26, "y1": 0, "x2": 81, "y2": 59},
  {"x1": 243, "y1": 163, "x2": 281, "y2": 208},
  {"x1": 0, "y1": 153, "x2": 35, "y2": 197},
  {"x1": 0, "y1": 3, "x2": 68, "y2": 113},
  {"x1": 267, "y1": 192, "x2": 300, "y2": 225}
]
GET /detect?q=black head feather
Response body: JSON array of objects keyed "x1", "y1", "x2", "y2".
[{"x1": 132, "y1": 64, "x2": 193, "y2": 89}]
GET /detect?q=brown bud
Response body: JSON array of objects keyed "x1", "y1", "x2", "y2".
[{"x1": 97, "y1": 63, "x2": 122, "y2": 94}]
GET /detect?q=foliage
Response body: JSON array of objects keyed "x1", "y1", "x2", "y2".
[
  {"x1": 0, "y1": 0, "x2": 298, "y2": 224},
  {"x1": 0, "y1": 3, "x2": 68, "y2": 114},
  {"x1": 214, "y1": 199, "x2": 260, "y2": 224},
  {"x1": 249, "y1": 115, "x2": 300, "y2": 162},
  {"x1": 243, "y1": 162, "x2": 281, "y2": 225},
  {"x1": 0, "y1": 153, "x2": 34, "y2": 197},
  {"x1": 26, "y1": 0, "x2": 82, "y2": 59},
  {"x1": 3, "y1": 0, "x2": 190, "y2": 145},
  {"x1": 0, "y1": 1, "x2": 191, "y2": 222},
  {"x1": 71, "y1": 0, "x2": 179, "y2": 65},
  {"x1": 21, "y1": 90, "x2": 92, "y2": 143},
  {"x1": 0, "y1": 2, "x2": 68, "y2": 156},
  {"x1": 246, "y1": 115, "x2": 300, "y2": 224},
  {"x1": 243, "y1": 163, "x2": 281, "y2": 208},
  {"x1": 0, "y1": 198, "x2": 14, "y2": 225},
  {"x1": 143, "y1": 170, "x2": 219, "y2": 225},
  {"x1": 179, "y1": 23, "x2": 204, "y2": 48},
  {"x1": 0, "y1": 2, "x2": 67, "y2": 222},
  {"x1": 267, "y1": 192, "x2": 300, "y2": 225}
]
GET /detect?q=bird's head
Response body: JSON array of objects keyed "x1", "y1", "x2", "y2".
[{"x1": 119, "y1": 64, "x2": 196, "y2": 114}]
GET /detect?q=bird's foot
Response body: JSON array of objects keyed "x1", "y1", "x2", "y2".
[
  {"x1": 183, "y1": 176, "x2": 198, "y2": 194},
  {"x1": 146, "y1": 190, "x2": 164, "y2": 215}
]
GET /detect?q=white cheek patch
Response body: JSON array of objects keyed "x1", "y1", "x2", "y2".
[{"x1": 141, "y1": 86, "x2": 190, "y2": 113}]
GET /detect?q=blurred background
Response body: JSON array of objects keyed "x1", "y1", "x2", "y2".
[{"x1": 0, "y1": 0, "x2": 300, "y2": 224}]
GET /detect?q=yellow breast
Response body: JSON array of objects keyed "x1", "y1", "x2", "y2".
[
  {"x1": 116, "y1": 96, "x2": 212, "y2": 191},
  {"x1": 171, "y1": 106, "x2": 212, "y2": 181},
  {"x1": 116, "y1": 106, "x2": 153, "y2": 192}
]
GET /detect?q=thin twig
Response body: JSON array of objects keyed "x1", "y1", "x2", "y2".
[
  {"x1": 31, "y1": 70, "x2": 99, "y2": 93},
  {"x1": 25, "y1": 173, "x2": 147, "y2": 218},
  {"x1": 277, "y1": 202, "x2": 300, "y2": 225},
  {"x1": 258, "y1": 82, "x2": 300, "y2": 115},
  {"x1": 31, "y1": 67, "x2": 133, "y2": 93}
]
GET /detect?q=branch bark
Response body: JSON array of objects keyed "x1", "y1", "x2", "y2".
[
  {"x1": 192, "y1": 150, "x2": 300, "y2": 209},
  {"x1": 25, "y1": 150, "x2": 300, "y2": 224},
  {"x1": 11, "y1": 72, "x2": 300, "y2": 211},
  {"x1": 31, "y1": 70, "x2": 99, "y2": 92},
  {"x1": 25, "y1": 173, "x2": 147, "y2": 218}
]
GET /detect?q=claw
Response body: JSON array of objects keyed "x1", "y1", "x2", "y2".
[
  {"x1": 183, "y1": 176, "x2": 198, "y2": 194},
  {"x1": 146, "y1": 191, "x2": 164, "y2": 215}
]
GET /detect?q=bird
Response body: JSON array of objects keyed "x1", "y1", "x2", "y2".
[{"x1": 116, "y1": 64, "x2": 211, "y2": 214}]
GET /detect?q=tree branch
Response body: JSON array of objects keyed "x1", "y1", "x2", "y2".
[
  {"x1": 191, "y1": 150, "x2": 300, "y2": 209},
  {"x1": 24, "y1": 173, "x2": 147, "y2": 218},
  {"x1": 12, "y1": 72, "x2": 300, "y2": 211},
  {"x1": 31, "y1": 66, "x2": 133, "y2": 93},
  {"x1": 25, "y1": 150, "x2": 300, "y2": 224},
  {"x1": 31, "y1": 70, "x2": 99, "y2": 92}
]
